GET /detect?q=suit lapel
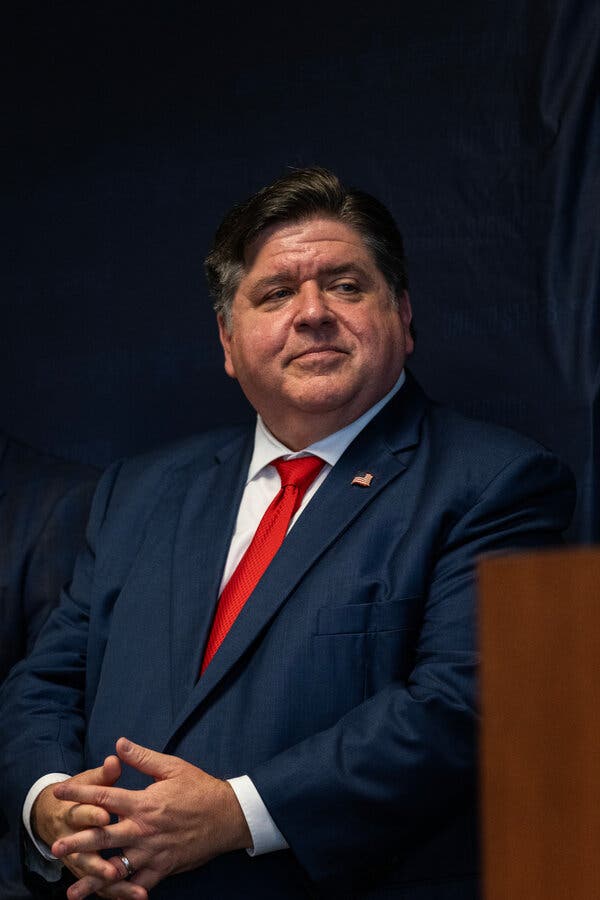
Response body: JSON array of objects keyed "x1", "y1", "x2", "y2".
[
  {"x1": 166, "y1": 376, "x2": 427, "y2": 741},
  {"x1": 168, "y1": 431, "x2": 253, "y2": 714}
]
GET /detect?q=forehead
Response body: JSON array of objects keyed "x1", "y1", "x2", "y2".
[{"x1": 243, "y1": 216, "x2": 377, "y2": 279}]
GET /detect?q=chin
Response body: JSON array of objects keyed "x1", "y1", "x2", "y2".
[{"x1": 291, "y1": 389, "x2": 356, "y2": 414}]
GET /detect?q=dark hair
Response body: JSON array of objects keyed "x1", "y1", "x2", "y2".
[{"x1": 205, "y1": 167, "x2": 409, "y2": 327}]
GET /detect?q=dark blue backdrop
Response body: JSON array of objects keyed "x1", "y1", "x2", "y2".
[{"x1": 1, "y1": 1, "x2": 598, "y2": 541}]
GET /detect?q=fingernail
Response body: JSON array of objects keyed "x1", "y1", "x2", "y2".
[{"x1": 120, "y1": 739, "x2": 132, "y2": 752}]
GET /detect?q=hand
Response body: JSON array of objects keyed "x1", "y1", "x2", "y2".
[
  {"x1": 51, "y1": 737, "x2": 252, "y2": 899},
  {"x1": 32, "y1": 756, "x2": 144, "y2": 899}
]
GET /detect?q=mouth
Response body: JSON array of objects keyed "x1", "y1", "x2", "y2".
[{"x1": 290, "y1": 345, "x2": 348, "y2": 363}]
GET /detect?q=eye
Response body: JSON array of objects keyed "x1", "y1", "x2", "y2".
[
  {"x1": 264, "y1": 287, "x2": 293, "y2": 302},
  {"x1": 331, "y1": 281, "x2": 360, "y2": 294}
]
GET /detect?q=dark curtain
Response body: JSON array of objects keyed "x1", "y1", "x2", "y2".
[{"x1": 1, "y1": 0, "x2": 598, "y2": 541}]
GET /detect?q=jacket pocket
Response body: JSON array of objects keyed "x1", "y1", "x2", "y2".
[
  {"x1": 315, "y1": 598, "x2": 422, "y2": 698},
  {"x1": 316, "y1": 597, "x2": 421, "y2": 635}
]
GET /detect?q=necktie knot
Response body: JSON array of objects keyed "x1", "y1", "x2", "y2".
[{"x1": 272, "y1": 455, "x2": 325, "y2": 492}]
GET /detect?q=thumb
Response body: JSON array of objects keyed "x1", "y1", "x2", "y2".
[
  {"x1": 76, "y1": 754, "x2": 121, "y2": 786},
  {"x1": 116, "y1": 737, "x2": 178, "y2": 781},
  {"x1": 99, "y1": 754, "x2": 122, "y2": 785}
]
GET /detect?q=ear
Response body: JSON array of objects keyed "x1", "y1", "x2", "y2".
[
  {"x1": 398, "y1": 291, "x2": 414, "y2": 356},
  {"x1": 217, "y1": 313, "x2": 237, "y2": 379}
]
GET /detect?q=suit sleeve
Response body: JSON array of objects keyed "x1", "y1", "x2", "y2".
[
  {"x1": 0, "y1": 462, "x2": 123, "y2": 823},
  {"x1": 248, "y1": 449, "x2": 575, "y2": 885}
]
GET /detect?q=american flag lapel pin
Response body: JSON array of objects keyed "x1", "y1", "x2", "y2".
[{"x1": 351, "y1": 472, "x2": 374, "y2": 487}]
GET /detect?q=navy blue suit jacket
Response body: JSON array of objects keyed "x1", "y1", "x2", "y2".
[
  {"x1": 0, "y1": 376, "x2": 575, "y2": 899},
  {"x1": 0, "y1": 434, "x2": 98, "y2": 899}
]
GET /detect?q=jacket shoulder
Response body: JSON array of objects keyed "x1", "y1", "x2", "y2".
[
  {"x1": 119, "y1": 426, "x2": 249, "y2": 475},
  {"x1": 389, "y1": 375, "x2": 575, "y2": 513},
  {"x1": 89, "y1": 426, "x2": 251, "y2": 527},
  {"x1": 427, "y1": 402, "x2": 551, "y2": 459}
]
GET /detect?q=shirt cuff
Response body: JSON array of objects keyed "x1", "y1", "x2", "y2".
[
  {"x1": 227, "y1": 775, "x2": 289, "y2": 856},
  {"x1": 23, "y1": 773, "x2": 71, "y2": 863}
]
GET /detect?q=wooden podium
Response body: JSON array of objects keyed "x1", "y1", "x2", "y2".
[{"x1": 478, "y1": 548, "x2": 600, "y2": 900}]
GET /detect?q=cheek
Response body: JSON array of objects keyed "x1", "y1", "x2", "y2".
[
  {"x1": 230, "y1": 331, "x2": 275, "y2": 379},
  {"x1": 227, "y1": 311, "x2": 293, "y2": 378},
  {"x1": 248, "y1": 321, "x2": 288, "y2": 359},
  {"x1": 364, "y1": 322, "x2": 406, "y2": 369},
  {"x1": 358, "y1": 319, "x2": 397, "y2": 351}
]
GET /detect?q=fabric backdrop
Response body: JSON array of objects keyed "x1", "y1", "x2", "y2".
[{"x1": 1, "y1": 1, "x2": 598, "y2": 541}]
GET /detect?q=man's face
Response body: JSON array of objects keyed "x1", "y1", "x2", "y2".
[{"x1": 218, "y1": 216, "x2": 414, "y2": 449}]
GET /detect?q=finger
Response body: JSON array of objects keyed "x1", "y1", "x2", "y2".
[
  {"x1": 66, "y1": 802, "x2": 111, "y2": 829},
  {"x1": 97, "y1": 885, "x2": 148, "y2": 900},
  {"x1": 127, "y1": 865, "x2": 162, "y2": 895},
  {"x1": 66, "y1": 853, "x2": 149, "y2": 900},
  {"x1": 106, "y1": 853, "x2": 137, "y2": 881},
  {"x1": 53, "y1": 782, "x2": 136, "y2": 815},
  {"x1": 67, "y1": 868, "x2": 148, "y2": 900},
  {"x1": 107, "y1": 856, "x2": 161, "y2": 896},
  {"x1": 97, "y1": 881, "x2": 149, "y2": 900},
  {"x1": 63, "y1": 850, "x2": 122, "y2": 885},
  {"x1": 78, "y1": 755, "x2": 122, "y2": 786},
  {"x1": 116, "y1": 737, "x2": 178, "y2": 781},
  {"x1": 100, "y1": 754, "x2": 122, "y2": 785},
  {"x1": 52, "y1": 820, "x2": 136, "y2": 857}
]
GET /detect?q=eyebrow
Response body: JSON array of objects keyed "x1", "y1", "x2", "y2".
[
  {"x1": 248, "y1": 263, "x2": 374, "y2": 294},
  {"x1": 320, "y1": 263, "x2": 373, "y2": 281}
]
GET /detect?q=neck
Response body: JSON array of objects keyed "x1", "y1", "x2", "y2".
[
  {"x1": 259, "y1": 371, "x2": 407, "y2": 451},
  {"x1": 261, "y1": 403, "x2": 375, "y2": 451}
]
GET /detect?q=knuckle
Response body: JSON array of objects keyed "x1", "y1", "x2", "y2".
[
  {"x1": 137, "y1": 748, "x2": 151, "y2": 766},
  {"x1": 94, "y1": 827, "x2": 112, "y2": 850},
  {"x1": 95, "y1": 788, "x2": 110, "y2": 806}
]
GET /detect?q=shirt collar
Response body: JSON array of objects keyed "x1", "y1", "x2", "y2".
[{"x1": 247, "y1": 369, "x2": 406, "y2": 483}]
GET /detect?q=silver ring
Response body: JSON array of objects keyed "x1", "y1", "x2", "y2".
[{"x1": 119, "y1": 854, "x2": 135, "y2": 879}]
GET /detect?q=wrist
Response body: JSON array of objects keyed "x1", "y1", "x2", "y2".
[
  {"x1": 222, "y1": 780, "x2": 253, "y2": 852},
  {"x1": 31, "y1": 784, "x2": 61, "y2": 846}
]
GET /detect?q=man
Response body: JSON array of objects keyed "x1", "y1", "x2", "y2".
[
  {"x1": 0, "y1": 432, "x2": 98, "y2": 899},
  {"x1": 0, "y1": 168, "x2": 575, "y2": 900}
]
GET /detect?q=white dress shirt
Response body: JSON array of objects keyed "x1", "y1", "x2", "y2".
[{"x1": 24, "y1": 370, "x2": 406, "y2": 870}]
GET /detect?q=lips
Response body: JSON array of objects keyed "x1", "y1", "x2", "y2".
[{"x1": 290, "y1": 345, "x2": 348, "y2": 362}]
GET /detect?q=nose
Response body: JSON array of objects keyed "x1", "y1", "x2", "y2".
[{"x1": 293, "y1": 282, "x2": 335, "y2": 329}]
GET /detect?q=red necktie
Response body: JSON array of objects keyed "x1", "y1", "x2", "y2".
[{"x1": 200, "y1": 455, "x2": 325, "y2": 673}]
